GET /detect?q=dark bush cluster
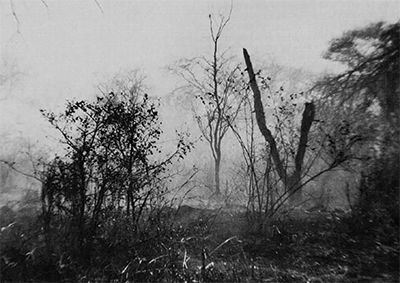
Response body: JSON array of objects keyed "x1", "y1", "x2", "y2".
[{"x1": 350, "y1": 153, "x2": 399, "y2": 242}]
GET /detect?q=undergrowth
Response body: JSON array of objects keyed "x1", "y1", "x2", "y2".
[{"x1": 1, "y1": 203, "x2": 398, "y2": 282}]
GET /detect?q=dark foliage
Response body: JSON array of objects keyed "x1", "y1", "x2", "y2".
[
  {"x1": 345, "y1": 152, "x2": 399, "y2": 253},
  {"x1": 1, "y1": 89, "x2": 195, "y2": 282}
]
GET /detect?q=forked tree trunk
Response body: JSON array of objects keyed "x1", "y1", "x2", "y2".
[
  {"x1": 287, "y1": 171, "x2": 302, "y2": 205},
  {"x1": 243, "y1": 48, "x2": 315, "y2": 205}
]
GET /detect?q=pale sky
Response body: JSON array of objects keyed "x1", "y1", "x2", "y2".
[{"x1": 0, "y1": 0, "x2": 399, "y2": 147}]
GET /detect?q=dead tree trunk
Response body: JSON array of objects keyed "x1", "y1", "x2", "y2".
[{"x1": 243, "y1": 48, "x2": 315, "y2": 205}]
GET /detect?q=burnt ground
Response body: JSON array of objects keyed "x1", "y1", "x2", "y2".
[
  {"x1": 179, "y1": 208, "x2": 400, "y2": 283},
  {"x1": 1, "y1": 206, "x2": 398, "y2": 282}
]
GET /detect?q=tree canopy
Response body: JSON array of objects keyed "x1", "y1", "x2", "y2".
[{"x1": 318, "y1": 21, "x2": 399, "y2": 127}]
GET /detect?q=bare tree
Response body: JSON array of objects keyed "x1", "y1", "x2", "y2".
[{"x1": 171, "y1": 10, "x2": 245, "y2": 195}]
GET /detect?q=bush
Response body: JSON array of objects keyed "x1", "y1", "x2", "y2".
[{"x1": 351, "y1": 153, "x2": 399, "y2": 241}]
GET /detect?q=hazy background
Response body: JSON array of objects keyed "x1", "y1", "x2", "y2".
[
  {"x1": 1, "y1": 0, "x2": 398, "y2": 141},
  {"x1": 0, "y1": 0, "x2": 399, "y2": 206}
]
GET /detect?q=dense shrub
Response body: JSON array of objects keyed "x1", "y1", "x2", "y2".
[{"x1": 350, "y1": 153, "x2": 399, "y2": 241}]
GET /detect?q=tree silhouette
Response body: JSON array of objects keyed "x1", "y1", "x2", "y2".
[{"x1": 243, "y1": 48, "x2": 315, "y2": 205}]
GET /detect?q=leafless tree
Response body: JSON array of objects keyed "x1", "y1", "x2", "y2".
[{"x1": 171, "y1": 9, "x2": 245, "y2": 195}]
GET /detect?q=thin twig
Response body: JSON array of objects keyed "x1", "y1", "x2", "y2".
[{"x1": 94, "y1": 0, "x2": 104, "y2": 14}]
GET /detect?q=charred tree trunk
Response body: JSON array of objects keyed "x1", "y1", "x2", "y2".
[
  {"x1": 243, "y1": 48, "x2": 315, "y2": 206},
  {"x1": 243, "y1": 49, "x2": 287, "y2": 181},
  {"x1": 286, "y1": 171, "x2": 302, "y2": 205},
  {"x1": 289, "y1": 101, "x2": 315, "y2": 204}
]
